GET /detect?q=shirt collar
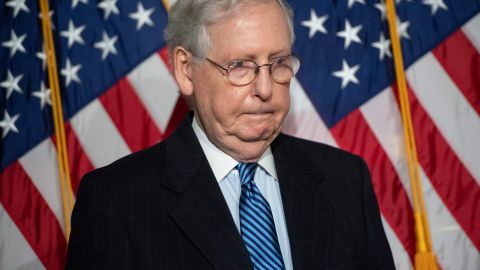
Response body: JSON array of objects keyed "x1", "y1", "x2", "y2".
[{"x1": 192, "y1": 116, "x2": 278, "y2": 182}]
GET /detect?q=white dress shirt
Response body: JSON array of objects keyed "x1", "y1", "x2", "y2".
[{"x1": 192, "y1": 117, "x2": 293, "y2": 270}]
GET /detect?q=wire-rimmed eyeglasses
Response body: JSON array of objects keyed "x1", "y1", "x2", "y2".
[{"x1": 205, "y1": 55, "x2": 300, "y2": 86}]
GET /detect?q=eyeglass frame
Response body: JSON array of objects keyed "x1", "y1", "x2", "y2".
[{"x1": 204, "y1": 54, "x2": 300, "y2": 86}]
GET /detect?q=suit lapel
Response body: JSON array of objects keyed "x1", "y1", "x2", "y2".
[
  {"x1": 272, "y1": 134, "x2": 332, "y2": 270},
  {"x1": 161, "y1": 116, "x2": 252, "y2": 270}
]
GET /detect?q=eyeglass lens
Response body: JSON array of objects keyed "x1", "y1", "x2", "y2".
[{"x1": 226, "y1": 55, "x2": 300, "y2": 86}]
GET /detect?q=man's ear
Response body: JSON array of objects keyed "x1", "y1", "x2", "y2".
[{"x1": 172, "y1": 46, "x2": 194, "y2": 96}]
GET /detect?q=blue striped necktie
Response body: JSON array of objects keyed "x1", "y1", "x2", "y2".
[{"x1": 237, "y1": 163, "x2": 286, "y2": 270}]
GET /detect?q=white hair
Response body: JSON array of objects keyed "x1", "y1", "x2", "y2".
[{"x1": 164, "y1": 0, "x2": 295, "y2": 60}]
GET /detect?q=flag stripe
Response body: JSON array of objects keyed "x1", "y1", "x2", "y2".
[
  {"x1": 0, "y1": 163, "x2": 66, "y2": 270},
  {"x1": 404, "y1": 84, "x2": 480, "y2": 249},
  {"x1": 283, "y1": 78, "x2": 337, "y2": 146},
  {"x1": 70, "y1": 99, "x2": 131, "y2": 168},
  {"x1": 360, "y1": 89, "x2": 413, "y2": 204},
  {"x1": 158, "y1": 47, "x2": 172, "y2": 70},
  {"x1": 417, "y1": 168, "x2": 480, "y2": 269},
  {"x1": 361, "y1": 87, "x2": 480, "y2": 269},
  {"x1": 462, "y1": 13, "x2": 480, "y2": 54},
  {"x1": 0, "y1": 204, "x2": 44, "y2": 270},
  {"x1": 432, "y1": 30, "x2": 480, "y2": 116},
  {"x1": 381, "y1": 217, "x2": 414, "y2": 270},
  {"x1": 407, "y1": 53, "x2": 480, "y2": 184},
  {"x1": 127, "y1": 52, "x2": 180, "y2": 132},
  {"x1": 99, "y1": 78, "x2": 163, "y2": 152},
  {"x1": 18, "y1": 139, "x2": 65, "y2": 233},
  {"x1": 330, "y1": 109, "x2": 416, "y2": 260},
  {"x1": 65, "y1": 124, "x2": 95, "y2": 195}
]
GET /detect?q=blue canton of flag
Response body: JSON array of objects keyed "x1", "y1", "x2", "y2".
[{"x1": 0, "y1": 0, "x2": 168, "y2": 170}]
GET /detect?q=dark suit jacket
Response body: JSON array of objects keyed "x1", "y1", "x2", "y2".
[{"x1": 65, "y1": 116, "x2": 395, "y2": 270}]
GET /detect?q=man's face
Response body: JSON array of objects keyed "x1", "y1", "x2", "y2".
[{"x1": 187, "y1": 2, "x2": 291, "y2": 162}]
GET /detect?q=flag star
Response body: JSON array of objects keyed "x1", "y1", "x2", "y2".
[
  {"x1": 129, "y1": 2, "x2": 155, "y2": 30},
  {"x1": 32, "y1": 82, "x2": 52, "y2": 109},
  {"x1": 61, "y1": 59, "x2": 82, "y2": 87},
  {"x1": 301, "y1": 9, "x2": 328, "y2": 39},
  {"x1": 36, "y1": 45, "x2": 47, "y2": 70},
  {"x1": 5, "y1": 0, "x2": 30, "y2": 18},
  {"x1": 97, "y1": 0, "x2": 120, "y2": 20},
  {"x1": 375, "y1": 2, "x2": 387, "y2": 21},
  {"x1": 0, "y1": 111, "x2": 20, "y2": 138},
  {"x1": 2, "y1": 30, "x2": 27, "y2": 57},
  {"x1": 94, "y1": 31, "x2": 118, "y2": 60},
  {"x1": 333, "y1": 60, "x2": 360, "y2": 89},
  {"x1": 72, "y1": 0, "x2": 88, "y2": 9},
  {"x1": 60, "y1": 20, "x2": 86, "y2": 48},
  {"x1": 1, "y1": 70, "x2": 23, "y2": 99},
  {"x1": 336, "y1": 20, "x2": 363, "y2": 49},
  {"x1": 396, "y1": 17, "x2": 410, "y2": 39},
  {"x1": 422, "y1": 0, "x2": 448, "y2": 15},
  {"x1": 348, "y1": 0, "x2": 365, "y2": 8},
  {"x1": 372, "y1": 33, "x2": 391, "y2": 60},
  {"x1": 38, "y1": 9, "x2": 55, "y2": 29}
]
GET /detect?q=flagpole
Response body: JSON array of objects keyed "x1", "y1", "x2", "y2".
[
  {"x1": 38, "y1": 0, "x2": 75, "y2": 240},
  {"x1": 162, "y1": 0, "x2": 171, "y2": 12},
  {"x1": 384, "y1": 0, "x2": 438, "y2": 269}
]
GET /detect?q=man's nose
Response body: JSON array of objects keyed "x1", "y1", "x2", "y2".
[{"x1": 253, "y1": 65, "x2": 273, "y2": 101}]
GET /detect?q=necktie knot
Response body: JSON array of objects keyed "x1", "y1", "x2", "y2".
[{"x1": 236, "y1": 163, "x2": 258, "y2": 186}]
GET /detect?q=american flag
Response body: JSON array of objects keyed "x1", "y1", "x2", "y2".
[{"x1": 0, "y1": 0, "x2": 478, "y2": 269}]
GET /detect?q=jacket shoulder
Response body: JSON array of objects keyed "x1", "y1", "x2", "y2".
[
  {"x1": 80, "y1": 140, "x2": 168, "y2": 188},
  {"x1": 277, "y1": 133, "x2": 364, "y2": 165}
]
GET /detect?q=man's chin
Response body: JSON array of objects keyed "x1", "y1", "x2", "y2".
[{"x1": 236, "y1": 128, "x2": 279, "y2": 143}]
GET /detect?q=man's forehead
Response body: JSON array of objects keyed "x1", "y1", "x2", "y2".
[{"x1": 206, "y1": 1, "x2": 291, "y2": 59}]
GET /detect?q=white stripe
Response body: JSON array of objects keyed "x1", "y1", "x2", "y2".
[
  {"x1": 283, "y1": 77, "x2": 337, "y2": 146},
  {"x1": 18, "y1": 138, "x2": 65, "y2": 233},
  {"x1": 462, "y1": 13, "x2": 480, "y2": 54},
  {"x1": 70, "y1": 99, "x2": 131, "y2": 168},
  {"x1": 360, "y1": 88, "x2": 414, "y2": 205},
  {"x1": 0, "y1": 203, "x2": 45, "y2": 270},
  {"x1": 419, "y1": 168, "x2": 480, "y2": 270},
  {"x1": 127, "y1": 53, "x2": 180, "y2": 133},
  {"x1": 284, "y1": 80, "x2": 413, "y2": 269},
  {"x1": 382, "y1": 217, "x2": 414, "y2": 270},
  {"x1": 361, "y1": 87, "x2": 480, "y2": 270},
  {"x1": 406, "y1": 53, "x2": 480, "y2": 184}
]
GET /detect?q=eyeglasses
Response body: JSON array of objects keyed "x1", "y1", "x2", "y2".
[{"x1": 205, "y1": 55, "x2": 300, "y2": 86}]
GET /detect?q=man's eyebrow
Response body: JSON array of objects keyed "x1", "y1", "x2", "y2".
[
  {"x1": 270, "y1": 49, "x2": 291, "y2": 57},
  {"x1": 228, "y1": 50, "x2": 291, "y2": 62}
]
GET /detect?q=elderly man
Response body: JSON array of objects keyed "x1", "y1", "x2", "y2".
[{"x1": 66, "y1": 0, "x2": 395, "y2": 269}]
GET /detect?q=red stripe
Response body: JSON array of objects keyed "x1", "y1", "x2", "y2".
[
  {"x1": 432, "y1": 29, "x2": 480, "y2": 115},
  {"x1": 331, "y1": 109, "x2": 416, "y2": 261},
  {"x1": 399, "y1": 84, "x2": 480, "y2": 249},
  {"x1": 64, "y1": 124, "x2": 95, "y2": 195},
  {"x1": 51, "y1": 125, "x2": 95, "y2": 196},
  {"x1": 99, "y1": 78, "x2": 163, "y2": 152},
  {"x1": 158, "y1": 47, "x2": 172, "y2": 71},
  {"x1": 0, "y1": 162, "x2": 67, "y2": 270}
]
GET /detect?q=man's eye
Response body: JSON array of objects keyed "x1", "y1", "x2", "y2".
[
  {"x1": 274, "y1": 57, "x2": 286, "y2": 65},
  {"x1": 230, "y1": 60, "x2": 246, "y2": 68}
]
